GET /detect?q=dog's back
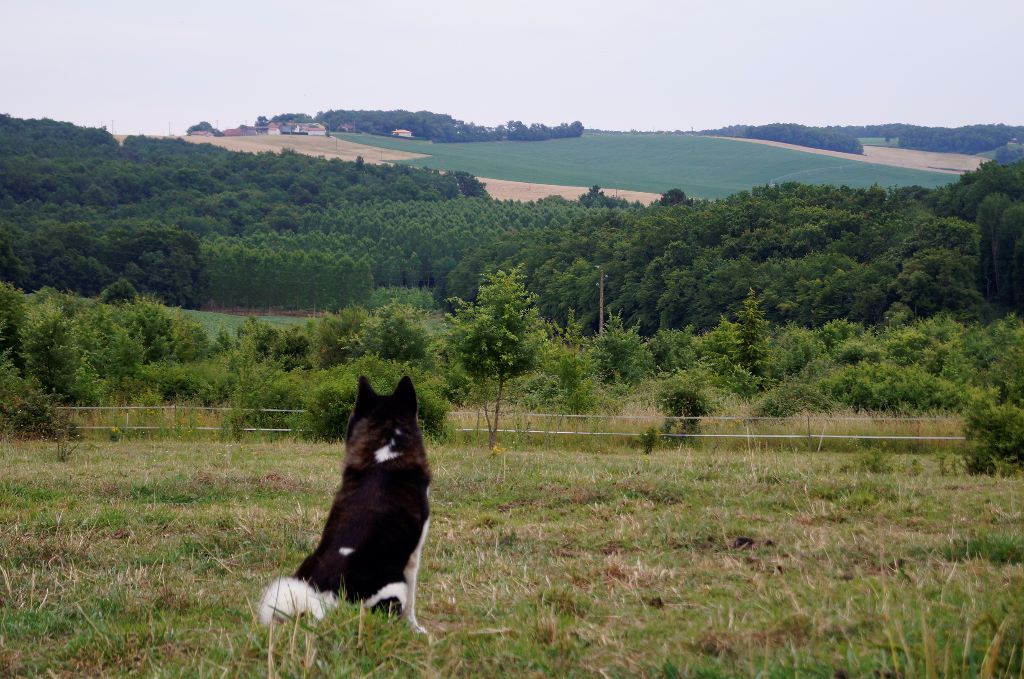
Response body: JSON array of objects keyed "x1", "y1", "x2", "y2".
[{"x1": 259, "y1": 376, "x2": 431, "y2": 631}]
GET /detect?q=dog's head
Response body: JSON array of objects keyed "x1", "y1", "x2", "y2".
[{"x1": 344, "y1": 376, "x2": 428, "y2": 470}]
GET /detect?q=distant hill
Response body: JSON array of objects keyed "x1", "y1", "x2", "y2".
[
  {"x1": 312, "y1": 109, "x2": 584, "y2": 143},
  {"x1": 337, "y1": 131, "x2": 957, "y2": 198}
]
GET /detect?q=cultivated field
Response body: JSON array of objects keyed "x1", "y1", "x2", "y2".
[
  {"x1": 2, "y1": 439, "x2": 1021, "y2": 677},
  {"x1": 177, "y1": 134, "x2": 657, "y2": 203},
  {"x1": 335, "y1": 133, "x2": 958, "y2": 199}
]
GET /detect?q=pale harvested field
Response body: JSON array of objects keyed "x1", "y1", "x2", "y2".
[
  {"x1": 181, "y1": 133, "x2": 427, "y2": 163},
  {"x1": 480, "y1": 176, "x2": 660, "y2": 203},
  {"x1": 712, "y1": 136, "x2": 986, "y2": 174}
]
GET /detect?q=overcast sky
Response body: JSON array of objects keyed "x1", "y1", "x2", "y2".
[{"x1": 2, "y1": 0, "x2": 1022, "y2": 135}]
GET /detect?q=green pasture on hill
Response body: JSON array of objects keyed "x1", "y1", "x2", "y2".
[
  {"x1": 858, "y1": 136, "x2": 900, "y2": 147},
  {"x1": 337, "y1": 132, "x2": 957, "y2": 199}
]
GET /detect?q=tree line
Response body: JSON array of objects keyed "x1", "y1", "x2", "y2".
[
  {"x1": 2, "y1": 277, "x2": 1022, "y2": 472},
  {"x1": 702, "y1": 123, "x2": 864, "y2": 154},
  {"x1": 830, "y1": 123, "x2": 1024, "y2": 155},
  {"x1": 315, "y1": 109, "x2": 584, "y2": 143}
]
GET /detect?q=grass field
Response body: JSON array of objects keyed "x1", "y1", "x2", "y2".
[
  {"x1": 334, "y1": 133, "x2": 957, "y2": 199},
  {"x1": 2, "y1": 439, "x2": 1022, "y2": 677},
  {"x1": 858, "y1": 137, "x2": 900, "y2": 148},
  {"x1": 181, "y1": 310, "x2": 309, "y2": 336}
]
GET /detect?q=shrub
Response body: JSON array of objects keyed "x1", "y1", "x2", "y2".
[
  {"x1": 648, "y1": 328, "x2": 696, "y2": 373},
  {"x1": 769, "y1": 325, "x2": 825, "y2": 378},
  {"x1": 0, "y1": 357, "x2": 70, "y2": 439},
  {"x1": 592, "y1": 315, "x2": 654, "y2": 384},
  {"x1": 820, "y1": 362, "x2": 966, "y2": 413},
  {"x1": 755, "y1": 379, "x2": 834, "y2": 417},
  {"x1": 304, "y1": 361, "x2": 450, "y2": 441},
  {"x1": 657, "y1": 372, "x2": 714, "y2": 419},
  {"x1": 361, "y1": 302, "x2": 430, "y2": 364},
  {"x1": 964, "y1": 398, "x2": 1024, "y2": 475}
]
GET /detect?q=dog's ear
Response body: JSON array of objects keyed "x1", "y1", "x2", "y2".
[
  {"x1": 351, "y1": 376, "x2": 378, "y2": 421},
  {"x1": 392, "y1": 376, "x2": 417, "y2": 415}
]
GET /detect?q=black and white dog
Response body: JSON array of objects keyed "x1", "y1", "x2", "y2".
[{"x1": 258, "y1": 376, "x2": 431, "y2": 633}]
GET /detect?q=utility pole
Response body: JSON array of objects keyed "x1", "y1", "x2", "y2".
[{"x1": 597, "y1": 265, "x2": 606, "y2": 334}]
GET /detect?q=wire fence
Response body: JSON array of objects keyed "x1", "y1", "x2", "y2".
[{"x1": 58, "y1": 406, "x2": 966, "y2": 448}]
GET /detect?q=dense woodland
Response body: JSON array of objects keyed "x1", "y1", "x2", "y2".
[
  {"x1": 703, "y1": 123, "x2": 864, "y2": 154},
  {"x1": 831, "y1": 123, "x2": 1024, "y2": 155},
  {"x1": 314, "y1": 109, "x2": 584, "y2": 143},
  {"x1": 3, "y1": 115, "x2": 1024, "y2": 325}
]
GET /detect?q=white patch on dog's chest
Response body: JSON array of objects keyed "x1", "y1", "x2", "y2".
[{"x1": 374, "y1": 437, "x2": 400, "y2": 463}]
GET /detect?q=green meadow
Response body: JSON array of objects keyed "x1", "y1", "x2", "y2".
[
  {"x1": 337, "y1": 133, "x2": 957, "y2": 199},
  {"x1": 181, "y1": 310, "x2": 307, "y2": 336},
  {"x1": 2, "y1": 439, "x2": 1021, "y2": 677}
]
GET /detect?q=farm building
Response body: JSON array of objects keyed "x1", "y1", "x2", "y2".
[
  {"x1": 187, "y1": 130, "x2": 214, "y2": 137},
  {"x1": 296, "y1": 123, "x2": 327, "y2": 136},
  {"x1": 267, "y1": 122, "x2": 281, "y2": 135},
  {"x1": 392, "y1": 129, "x2": 413, "y2": 138}
]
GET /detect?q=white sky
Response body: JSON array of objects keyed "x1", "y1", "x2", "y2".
[{"x1": 2, "y1": 0, "x2": 1022, "y2": 135}]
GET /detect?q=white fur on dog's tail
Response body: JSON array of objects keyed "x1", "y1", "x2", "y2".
[{"x1": 258, "y1": 577, "x2": 337, "y2": 626}]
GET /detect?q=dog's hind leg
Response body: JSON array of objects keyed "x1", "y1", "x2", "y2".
[{"x1": 402, "y1": 518, "x2": 430, "y2": 634}]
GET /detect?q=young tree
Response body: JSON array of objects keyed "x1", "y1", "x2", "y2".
[
  {"x1": 447, "y1": 268, "x2": 543, "y2": 451},
  {"x1": 737, "y1": 289, "x2": 770, "y2": 379}
]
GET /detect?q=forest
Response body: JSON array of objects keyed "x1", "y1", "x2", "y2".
[
  {"x1": 3, "y1": 115, "x2": 1024, "y2": 326},
  {"x1": 314, "y1": 109, "x2": 584, "y2": 143},
  {"x1": 831, "y1": 123, "x2": 1024, "y2": 155},
  {"x1": 701, "y1": 123, "x2": 864, "y2": 154}
]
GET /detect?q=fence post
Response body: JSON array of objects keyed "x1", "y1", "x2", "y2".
[{"x1": 806, "y1": 415, "x2": 812, "y2": 451}]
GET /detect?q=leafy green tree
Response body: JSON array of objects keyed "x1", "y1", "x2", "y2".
[
  {"x1": 591, "y1": 314, "x2": 654, "y2": 384},
  {"x1": 447, "y1": 268, "x2": 543, "y2": 450},
  {"x1": 0, "y1": 282, "x2": 26, "y2": 363},
  {"x1": 737, "y1": 289, "x2": 770, "y2": 379},
  {"x1": 659, "y1": 189, "x2": 692, "y2": 206},
  {"x1": 361, "y1": 302, "x2": 430, "y2": 363},
  {"x1": 20, "y1": 301, "x2": 83, "y2": 401},
  {"x1": 98, "y1": 278, "x2": 139, "y2": 304},
  {"x1": 312, "y1": 308, "x2": 367, "y2": 368}
]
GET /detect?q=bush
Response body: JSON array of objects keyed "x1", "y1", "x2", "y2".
[
  {"x1": 0, "y1": 358, "x2": 70, "y2": 439},
  {"x1": 592, "y1": 315, "x2": 654, "y2": 384},
  {"x1": 304, "y1": 360, "x2": 450, "y2": 441},
  {"x1": 820, "y1": 362, "x2": 966, "y2": 413},
  {"x1": 755, "y1": 379, "x2": 834, "y2": 417},
  {"x1": 657, "y1": 372, "x2": 714, "y2": 418},
  {"x1": 964, "y1": 398, "x2": 1024, "y2": 474},
  {"x1": 648, "y1": 328, "x2": 696, "y2": 373},
  {"x1": 361, "y1": 302, "x2": 430, "y2": 364}
]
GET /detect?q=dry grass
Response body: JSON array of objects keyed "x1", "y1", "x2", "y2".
[
  {"x1": 181, "y1": 134, "x2": 427, "y2": 164},
  {"x1": 712, "y1": 136, "x2": 986, "y2": 174},
  {"x1": 1, "y1": 439, "x2": 1021, "y2": 677}
]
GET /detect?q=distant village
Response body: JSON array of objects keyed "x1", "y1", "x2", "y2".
[
  {"x1": 187, "y1": 120, "x2": 331, "y2": 137},
  {"x1": 187, "y1": 120, "x2": 415, "y2": 138}
]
